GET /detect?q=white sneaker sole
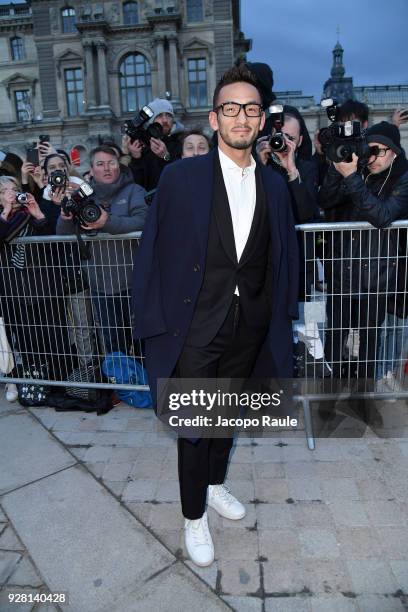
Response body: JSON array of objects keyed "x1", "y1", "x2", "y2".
[{"x1": 207, "y1": 501, "x2": 246, "y2": 520}]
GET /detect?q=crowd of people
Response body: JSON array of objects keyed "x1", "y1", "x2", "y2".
[{"x1": 1, "y1": 60, "x2": 408, "y2": 408}]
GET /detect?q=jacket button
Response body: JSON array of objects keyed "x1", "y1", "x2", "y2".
[
  {"x1": 193, "y1": 264, "x2": 200, "y2": 272},
  {"x1": 173, "y1": 329, "x2": 180, "y2": 337},
  {"x1": 183, "y1": 297, "x2": 191, "y2": 304}
]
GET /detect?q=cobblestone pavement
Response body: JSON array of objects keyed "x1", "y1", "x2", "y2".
[{"x1": 1, "y1": 394, "x2": 408, "y2": 611}]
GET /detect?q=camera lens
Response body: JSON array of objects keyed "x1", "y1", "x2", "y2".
[
  {"x1": 269, "y1": 133, "x2": 287, "y2": 152},
  {"x1": 81, "y1": 202, "x2": 101, "y2": 224}
]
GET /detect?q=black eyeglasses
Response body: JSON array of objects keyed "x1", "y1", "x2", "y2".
[
  {"x1": 213, "y1": 101, "x2": 263, "y2": 117},
  {"x1": 369, "y1": 146, "x2": 390, "y2": 158}
]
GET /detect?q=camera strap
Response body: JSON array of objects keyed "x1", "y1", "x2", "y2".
[{"x1": 73, "y1": 221, "x2": 91, "y2": 260}]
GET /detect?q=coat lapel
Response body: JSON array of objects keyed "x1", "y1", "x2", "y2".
[
  {"x1": 259, "y1": 165, "x2": 282, "y2": 275},
  {"x1": 186, "y1": 150, "x2": 215, "y2": 260},
  {"x1": 238, "y1": 165, "x2": 265, "y2": 267},
  {"x1": 213, "y1": 150, "x2": 238, "y2": 264}
]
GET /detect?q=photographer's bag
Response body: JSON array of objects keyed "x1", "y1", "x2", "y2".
[{"x1": 102, "y1": 351, "x2": 153, "y2": 408}]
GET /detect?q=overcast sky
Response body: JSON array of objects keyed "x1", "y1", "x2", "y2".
[{"x1": 241, "y1": 0, "x2": 408, "y2": 100}]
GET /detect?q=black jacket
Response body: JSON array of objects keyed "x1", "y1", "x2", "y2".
[
  {"x1": 128, "y1": 133, "x2": 181, "y2": 191},
  {"x1": 318, "y1": 155, "x2": 408, "y2": 294}
]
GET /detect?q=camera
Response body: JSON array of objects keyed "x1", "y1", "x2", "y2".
[
  {"x1": 62, "y1": 182, "x2": 101, "y2": 226},
  {"x1": 319, "y1": 98, "x2": 371, "y2": 163},
  {"x1": 268, "y1": 104, "x2": 287, "y2": 153},
  {"x1": 16, "y1": 192, "x2": 28, "y2": 205},
  {"x1": 122, "y1": 105, "x2": 164, "y2": 145},
  {"x1": 48, "y1": 170, "x2": 67, "y2": 192}
]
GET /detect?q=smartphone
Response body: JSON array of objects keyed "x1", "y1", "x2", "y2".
[
  {"x1": 400, "y1": 109, "x2": 408, "y2": 119},
  {"x1": 39, "y1": 134, "x2": 50, "y2": 143},
  {"x1": 26, "y1": 147, "x2": 39, "y2": 166}
]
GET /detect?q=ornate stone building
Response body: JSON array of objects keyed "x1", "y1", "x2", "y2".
[
  {"x1": 0, "y1": 0, "x2": 250, "y2": 161},
  {"x1": 275, "y1": 40, "x2": 408, "y2": 151}
]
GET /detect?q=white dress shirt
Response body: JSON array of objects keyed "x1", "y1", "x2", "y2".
[{"x1": 218, "y1": 147, "x2": 257, "y2": 263}]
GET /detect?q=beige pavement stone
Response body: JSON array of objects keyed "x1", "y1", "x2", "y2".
[
  {"x1": 336, "y1": 527, "x2": 383, "y2": 558},
  {"x1": 376, "y1": 527, "x2": 408, "y2": 560},
  {"x1": 262, "y1": 558, "x2": 305, "y2": 594},
  {"x1": 346, "y1": 558, "x2": 399, "y2": 594},
  {"x1": 218, "y1": 559, "x2": 260, "y2": 595},
  {"x1": 302, "y1": 559, "x2": 353, "y2": 594},
  {"x1": 254, "y1": 479, "x2": 289, "y2": 503},
  {"x1": 8, "y1": 555, "x2": 43, "y2": 588}
]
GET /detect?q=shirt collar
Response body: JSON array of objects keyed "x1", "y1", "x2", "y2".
[{"x1": 218, "y1": 147, "x2": 256, "y2": 175}]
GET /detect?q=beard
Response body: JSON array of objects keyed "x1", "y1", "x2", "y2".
[{"x1": 218, "y1": 125, "x2": 257, "y2": 150}]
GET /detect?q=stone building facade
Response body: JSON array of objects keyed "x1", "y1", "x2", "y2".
[
  {"x1": 1, "y1": 5, "x2": 407, "y2": 162},
  {"x1": 276, "y1": 41, "x2": 408, "y2": 152},
  {"x1": 0, "y1": 0, "x2": 250, "y2": 161}
]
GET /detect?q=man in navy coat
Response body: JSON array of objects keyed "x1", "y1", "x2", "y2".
[{"x1": 133, "y1": 65, "x2": 299, "y2": 567}]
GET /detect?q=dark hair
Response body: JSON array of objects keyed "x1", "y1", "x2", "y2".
[
  {"x1": 56, "y1": 149, "x2": 71, "y2": 166},
  {"x1": 43, "y1": 153, "x2": 68, "y2": 175},
  {"x1": 180, "y1": 128, "x2": 211, "y2": 148},
  {"x1": 337, "y1": 99, "x2": 369, "y2": 123},
  {"x1": 89, "y1": 145, "x2": 118, "y2": 166},
  {"x1": 212, "y1": 64, "x2": 263, "y2": 109}
]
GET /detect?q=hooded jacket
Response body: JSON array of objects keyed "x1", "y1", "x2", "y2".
[{"x1": 318, "y1": 153, "x2": 408, "y2": 294}]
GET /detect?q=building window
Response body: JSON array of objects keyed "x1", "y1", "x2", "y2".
[
  {"x1": 10, "y1": 36, "x2": 25, "y2": 61},
  {"x1": 14, "y1": 90, "x2": 30, "y2": 122},
  {"x1": 61, "y1": 7, "x2": 76, "y2": 33},
  {"x1": 65, "y1": 68, "x2": 85, "y2": 116},
  {"x1": 119, "y1": 54, "x2": 152, "y2": 113},
  {"x1": 188, "y1": 58, "x2": 207, "y2": 107},
  {"x1": 186, "y1": 0, "x2": 203, "y2": 22},
  {"x1": 123, "y1": 1, "x2": 139, "y2": 24}
]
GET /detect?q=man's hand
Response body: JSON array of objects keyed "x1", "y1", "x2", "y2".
[
  {"x1": 273, "y1": 137, "x2": 298, "y2": 176},
  {"x1": 81, "y1": 207, "x2": 108, "y2": 231},
  {"x1": 150, "y1": 137, "x2": 169, "y2": 160},
  {"x1": 60, "y1": 208, "x2": 73, "y2": 221},
  {"x1": 21, "y1": 160, "x2": 39, "y2": 183},
  {"x1": 25, "y1": 193, "x2": 45, "y2": 220},
  {"x1": 38, "y1": 141, "x2": 56, "y2": 161},
  {"x1": 392, "y1": 107, "x2": 408, "y2": 128},
  {"x1": 334, "y1": 153, "x2": 359, "y2": 178},
  {"x1": 50, "y1": 185, "x2": 66, "y2": 206},
  {"x1": 128, "y1": 138, "x2": 144, "y2": 160},
  {"x1": 256, "y1": 136, "x2": 272, "y2": 166}
]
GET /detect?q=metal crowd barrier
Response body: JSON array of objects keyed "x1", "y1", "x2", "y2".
[
  {"x1": 1, "y1": 225, "x2": 407, "y2": 449},
  {"x1": 295, "y1": 220, "x2": 408, "y2": 448},
  {"x1": 0, "y1": 232, "x2": 149, "y2": 392}
]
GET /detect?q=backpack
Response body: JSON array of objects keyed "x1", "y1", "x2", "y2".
[{"x1": 102, "y1": 352, "x2": 153, "y2": 409}]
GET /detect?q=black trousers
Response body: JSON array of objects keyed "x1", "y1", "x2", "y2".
[
  {"x1": 176, "y1": 296, "x2": 268, "y2": 519},
  {"x1": 325, "y1": 294, "x2": 387, "y2": 379}
]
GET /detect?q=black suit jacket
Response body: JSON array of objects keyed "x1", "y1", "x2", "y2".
[{"x1": 132, "y1": 149, "x2": 299, "y2": 408}]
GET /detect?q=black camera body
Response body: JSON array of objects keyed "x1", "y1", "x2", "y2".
[
  {"x1": 48, "y1": 169, "x2": 67, "y2": 192},
  {"x1": 16, "y1": 192, "x2": 28, "y2": 205},
  {"x1": 122, "y1": 105, "x2": 164, "y2": 145},
  {"x1": 319, "y1": 98, "x2": 371, "y2": 163},
  {"x1": 268, "y1": 104, "x2": 287, "y2": 153},
  {"x1": 62, "y1": 182, "x2": 101, "y2": 226}
]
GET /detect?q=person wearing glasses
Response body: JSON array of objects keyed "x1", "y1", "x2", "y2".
[
  {"x1": 318, "y1": 122, "x2": 408, "y2": 396},
  {"x1": 132, "y1": 64, "x2": 299, "y2": 567},
  {"x1": 57, "y1": 145, "x2": 148, "y2": 355}
]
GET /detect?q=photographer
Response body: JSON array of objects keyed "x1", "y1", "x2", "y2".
[
  {"x1": 0, "y1": 176, "x2": 71, "y2": 388},
  {"x1": 123, "y1": 98, "x2": 182, "y2": 191},
  {"x1": 256, "y1": 106, "x2": 318, "y2": 223},
  {"x1": 56, "y1": 145, "x2": 148, "y2": 355},
  {"x1": 318, "y1": 122, "x2": 408, "y2": 380}
]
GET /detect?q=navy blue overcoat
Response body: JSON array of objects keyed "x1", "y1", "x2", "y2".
[{"x1": 132, "y1": 149, "x2": 299, "y2": 407}]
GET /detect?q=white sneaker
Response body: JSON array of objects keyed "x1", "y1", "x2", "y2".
[
  {"x1": 5, "y1": 384, "x2": 18, "y2": 402},
  {"x1": 184, "y1": 512, "x2": 214, "y2": 567},
  {"x1": 208, "y1": 484, "x2": 246, "y2": 520}
]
